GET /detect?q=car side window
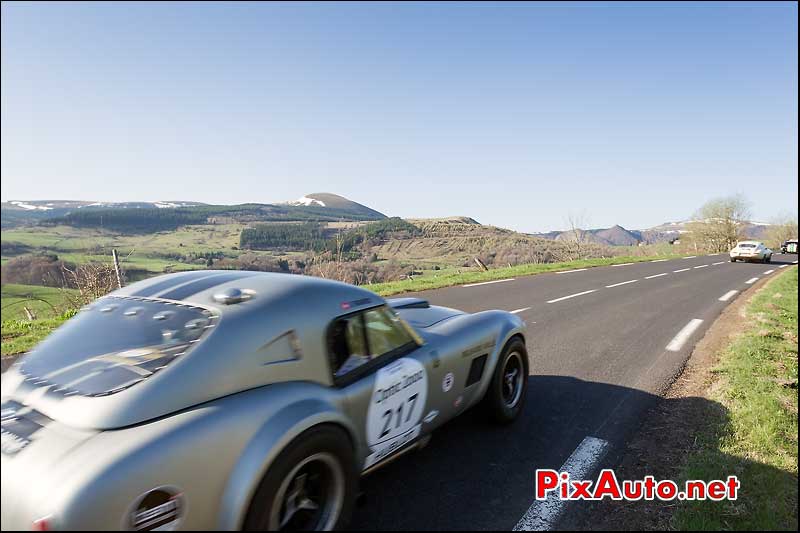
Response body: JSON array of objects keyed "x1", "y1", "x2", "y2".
[
  {"x1": 363, "y1": 307, "x2": 415, "y2": 356},
  {"x1": 328, "y1": 305, "x2": 417, "y2": 382}
]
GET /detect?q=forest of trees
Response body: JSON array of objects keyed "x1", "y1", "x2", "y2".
[{"x1": 239, "y1": 217, "x2": 421, "y2": 253}]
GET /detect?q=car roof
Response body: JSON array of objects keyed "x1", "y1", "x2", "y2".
[
  {"x1": 115, "y1": 270, "x2": 381, "y2": 313},
  {"x1": 737, "y1": 240, "x2": 762, "y2": 245}
]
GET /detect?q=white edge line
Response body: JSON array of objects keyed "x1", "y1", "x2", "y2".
[
  {"x1": 673, "y1": 268, "x2": 690, "y2": 273},
  {"x1": 645, "y1": 273, "x2": 669, "y2": 279},
  {"x1": 513, "y1": 436, "x2": 610, "y2": 531},
  {"x1": 719, "y1": 290, "x2": 738, "y2": 302},
  {"x1": 763, "y1": 270, "x2": 774, "y2": 275},
  {"x1": 611, "y1": 262, "x2": 634, "y2": 267},
  {"x1": 779, "y1": 264, "x2": 788, "y2": 269},
  {"x1": 547, "y1": 289, "x2": 597, "y2": 304},
  {"x1": 556, "y1": 268, "x2": 588, "y2": 274},
  {"x1": 510, "y1": 307, "x2": 531, "y2": 314},
  {"x1": 650, "y1": 259, "x2": 668, "y2": 263},
  {"x1": 462, "y1": 278, "x2": 515, "y2": 288},
  {"x1": 666, "y1": 318, "x2": 704, "y2": 352},
  {"x1": 745, "y1": 277, "x2": 759, "y2": 284},
  {"x1": 683, "y1": 255, "x2": 697, "y2": 259},
  {"x1": 605, "y1": 279, "x2": 638, "y2": 288}
]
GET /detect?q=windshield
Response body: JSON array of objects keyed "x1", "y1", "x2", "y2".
[
  {"x1": 737, "y1": 244, "x2": 757, "y2": 248},
  {"x1": 18, "y1": 296, "x2": 217, "y2": 397}
]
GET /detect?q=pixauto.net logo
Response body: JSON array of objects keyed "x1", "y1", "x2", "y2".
[{"x1": 536, "y1": 469, "x2": 740, "y2": 501}]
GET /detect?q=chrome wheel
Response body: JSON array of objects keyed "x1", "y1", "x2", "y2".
[
  {"x1": 501, "y1": 350, "x2": 524, "y2": 408},
  {"x1": 269, "y1": 452, "x2": 345, "y2": 531}
]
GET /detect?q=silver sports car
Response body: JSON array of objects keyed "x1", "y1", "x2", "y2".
[{"x1": 1, "y1": 271, "x2": 527, "y2": 531}]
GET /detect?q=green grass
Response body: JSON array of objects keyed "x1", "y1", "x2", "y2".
[
  {"x1": 367, "y1": 254, "x2": 682, "y2": 296},
  {"x1": 1, "y1": 284, "x2": 77, "y2": 321},
  {"x1": 1, "y1": 313, "x2": 73, "y2": 358},
  {"x1": 1, "y1": 284, "x2": 78, "y2": 357},
  {"x1": 673, "y1": 267, "x2": 798, "y2": 531}
]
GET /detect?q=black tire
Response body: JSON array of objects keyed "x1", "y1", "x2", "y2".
[
  {"x1": 730, "y1": 257, "x2": 736, "y2": 262},
  {"x1": 766, "y1": 256, "x2": 772, "y2": 263},
  {"x1": 243, "y1": 425, "x2": 357, "y2": 531},
  {"x1": 483, "y1": 337, "x2": 529, "y2": 424}
]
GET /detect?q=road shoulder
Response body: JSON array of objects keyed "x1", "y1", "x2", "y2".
[{"x1": 564, "y1": 266, "x2": 798, "y2": 531}]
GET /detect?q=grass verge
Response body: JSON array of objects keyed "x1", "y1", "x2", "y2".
[
  {"x1": 368, "y1": 253, "x2": 682, "y2": 296},
  {"x1": 672, "y1": 267, "x2": 798, "y2": 530},
  {"x1": 1, "y1": 312, "x2": 73, "y2": 358}
]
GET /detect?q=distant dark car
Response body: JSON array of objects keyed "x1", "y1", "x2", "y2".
[{"x1": 780, "y1": 239, "x2": 798, "y2": 254}]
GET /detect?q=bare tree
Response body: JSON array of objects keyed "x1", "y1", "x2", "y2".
[
  {"x1": 564, "y1": 211, "x2": 591, "y2": 259},
  {"x1": 687, "y1": 195, "x2": 751, "y2": 253},
  {"x1": 763, "y1": 213, "x2": 799, "y2": 249}
]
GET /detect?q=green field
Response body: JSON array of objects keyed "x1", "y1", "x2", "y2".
[
  {"x1": 1, "y1": 284, "x2": 77, "y2": 358},
  {"x1": 673, "y1": 267, "x2": 798, "y2": 530},
  {"x1": 368, "y1": 254, "x2": 682, "y2": 296},
  {"x1": 1, "y1": 283, "x2": 77, "y2": 321}
]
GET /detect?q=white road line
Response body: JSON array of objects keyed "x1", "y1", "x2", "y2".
[
  {"x1": 794, "y1": 260, "x2": 799, "y2": 264},
  {"x1": 712, "y1": 261, "x2": 726, "y2": 265},
  {"x1": 650, "y1": 259, "x2": 668, "y2": 263},
  {"x1": 510, "y1": 307, "x2": 531, "y2": 314},
  {"x1": 745, "y1": 277, "x2": 759, "y2": 284},
  {"x1": 779, "y1": 264, "x2": 788, "y2": 269},
  {"x1": 666, "y1": 318, "x2": 704, "y2": 352},
  {"x1": 462, "y1": 278, "x2": 515, "y2": 288},
  {"x1": 683, "y1": 255, "x2": 697, "y2": 259},
  {"x1": 673, "y1": 268, "x2": 691, "y2": 273},
  {"x1": 513, "y1": 436, "x2": 610, "y2": 531},
  {"x1": 556, "y1": 268, "x2": 588, "y2": 274},
  {"x1": 611, "y1": 262, "x2": 634, "y2": 267},
  {"x1": 693, "y1": 264, "x2": 709, "y2": 269},
  {"x1": 645, "y1": 273, "x2": 668, "y2": 279},
  {"x1": 547, "y1": 289, "x2": 597, "y2": 304},
  {"x1": 605, "y1": 279, "x2": 638, "y2": 288},
  {"x1": 719, "y1": 290, "x2": 738, "y2": 302},
  {"x1": 763, "y1": 269, "x2": 774, "y2": 275}
]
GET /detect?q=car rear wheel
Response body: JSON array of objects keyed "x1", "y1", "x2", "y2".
[
  {"x1": 730, "y1": 257, "x2": 736, "y2": 262},
  {"x1": 243, "y1": 425, "x2": 357, "y2": 531},
  {"x1": 483, "y1": 337, "x2": 529, "y2": 424}
]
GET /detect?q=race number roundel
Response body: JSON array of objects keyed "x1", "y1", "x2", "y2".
[{"x1": 366, "y1": 357, "x2": 428, "y2": 446}]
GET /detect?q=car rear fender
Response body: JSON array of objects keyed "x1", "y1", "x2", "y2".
[{"x1": 218, "y1": 396, "x2": 358, "y2": 530}]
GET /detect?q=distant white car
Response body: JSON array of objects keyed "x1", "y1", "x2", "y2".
[{"x1": 730, "y1": 241, "x2": 772, "y2": 263}]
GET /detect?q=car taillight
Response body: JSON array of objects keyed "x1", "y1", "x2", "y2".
[{"x1": 32, "y1": 516, "x2": 51, "y2": 531}]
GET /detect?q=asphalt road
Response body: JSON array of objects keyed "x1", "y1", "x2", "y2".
[{"x1": 351, "y1": 253, "x2": 798, "y2": 531}]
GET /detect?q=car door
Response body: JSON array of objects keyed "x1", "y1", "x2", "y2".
[{"x1": 327, "y1": 305, "x2": 435, "y2": 471}]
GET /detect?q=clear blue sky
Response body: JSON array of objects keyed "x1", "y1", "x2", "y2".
[{"x1": 1, "y1": 1, "x2": 797, "y2": 232}]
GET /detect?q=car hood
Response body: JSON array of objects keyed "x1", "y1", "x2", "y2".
[{"x1": 394, "y1": 305, "x2": 466, "y2": 329}]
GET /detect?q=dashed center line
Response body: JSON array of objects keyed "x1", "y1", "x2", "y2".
[
  {"x1": 462, "y1": 278, "x2": 515, "y2": 288},
  {"x1": 645, "y1": 273, "x2": 668, "y2": 279},
  {"x1": 712, "y1": 261, "x2": 726, "y2": 266},
  {"x1": 510, "y1": 307, "x2": 531, "y2": 314},
  {"x1": 763, "y1": 269, "x2": 774, "y2": 275},
  {"x1": 556, "y1": 268, "x2": 588, "y2": 274},
  {"x1": 673, "y1": 268, "x2": 690, "y2": 273},
  {"x1": 719, "y1": 290, "x2": 738, "y2": 302},
  {"x1": 605, "y1": 279, "x2": 638, "y2": 288},
  {"x1": 745, "y1": 277, "x2": 759, "y2": 284},
  {"x1": 513, "y1": 436, "x2": 610, "y2": 531},
  {"x1": 547, "y1": 289, "x2": 597, "y2": 304},
  {"x1": 693, "y1": 264, "x2": 709, "y2": 269},
  {"x1": 666, "y1": 318, "x2": 704, "y2": 352}
]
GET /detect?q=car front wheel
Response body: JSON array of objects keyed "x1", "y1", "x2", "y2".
[
  {"x1": 483, "y1": 337, "x2": 529, "y2": 424},
  {"x1": 243, "y1": 425, "x2": 357, "y2": 531}
]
